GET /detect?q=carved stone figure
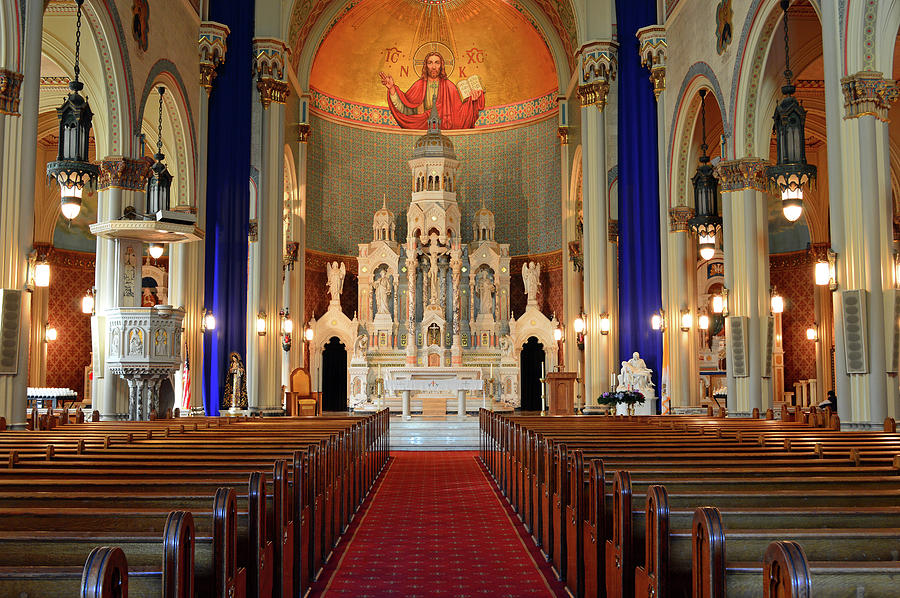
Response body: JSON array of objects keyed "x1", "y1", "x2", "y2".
[
  {"x1": 128, "y1": 329, "x2": 143, "y2": 356},
  {"x1": 326, "y1": 262, "x2": 346, "y2": 304},
  {"x1": 522, "y1": 261, "x2": 541, "y2": 303},
  {"x1": 354, "y1": 334, "x2": 369, "y2": 359},
  {"x1": 476, "y1": 272, "x2": 496, "y2": 317},
  {"x1": 499, "y1": 334, "x2": 513, "y2": 358},
  {"x1": 372, "y1": 272, "x2": 392, "y2": 316}
]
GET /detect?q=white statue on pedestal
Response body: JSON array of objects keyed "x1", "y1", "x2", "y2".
[
  {"x1": 326, "y1": 262, "x2": 346, "y2": 304},
  {"x1": 522, "y1": 261, "x2": 541, "y2": 303},
  {"x1": 616, "y1": 351, "x2": 655, "y2": 397},
  {"x1": 372, "y1": 272, "x2": 392, "y2": 316},
  {"x1": 476, "y1": 272, "x2": 495, "y2": 317}
]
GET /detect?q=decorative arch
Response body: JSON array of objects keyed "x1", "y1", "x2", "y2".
[
  {"x1": 729, "y1": 0, "x2": 822, "y2": 158},
  {"x1": 668, "y1": 68, "x2": 727, "y2": 209},
  {"x1": 284, "y1": 145, "x2": 298, "y2": 245},
  {"x1": 137, "y1": 61, "x2": 197, "y2": 210},
  {"x1": 287, "y1": 0, "x2": 573, "y2": 96}
]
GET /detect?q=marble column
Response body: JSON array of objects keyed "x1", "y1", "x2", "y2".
[
  {"x1": 248, "y1": 37, "x2": 290, "y2": 415},
  {"x1": 450, "y1": 245, "x2": 462, "y2": 365},
  {"x1": 666, "y1": 207, "x2": 697, "y2": 407},
  {"x1": 0, "y1": 0, "x2": 40, "y2": 427},
  {"x1": 405, "y1": 248, "x2": 417, "y2": 365},
  {"x1": 714, "y1": 158, "x2": 771, "y2": 415},
  {"x1": 577, "y1": 41, "x2": 617, "y2": 410},
  {"x1": 295, "y1": 114, "x2": 310, "y2": 368},
  {"x1": 835, "y1": 72, "x2": 897, "y2": 423}
]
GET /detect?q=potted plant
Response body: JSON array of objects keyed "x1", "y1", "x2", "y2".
[{"x1": 597, "y1": 390, "x2": 646, "y2": 415}]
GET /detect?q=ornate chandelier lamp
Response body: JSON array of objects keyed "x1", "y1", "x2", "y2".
[
  {"x1": 766, "y1": 0, "x2": 816, "y2": 223},
  {"x1": 688, "y1": 89, "x2": 721, "y2": 262},
  {"x1": 147, "y1": 87, "x2": 173, "y2": 216},
  {"x1": 46, "y1": 0, "x2": 99, "y2": 222}
]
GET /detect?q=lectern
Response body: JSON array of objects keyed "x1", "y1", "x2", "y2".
[{"x1": 547, "y1": 371, "x2": 577, "y2": 415}]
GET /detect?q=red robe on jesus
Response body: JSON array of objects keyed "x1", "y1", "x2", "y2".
[{"x1": 386, "y1": 77, "x2": 485, "y2": 130}]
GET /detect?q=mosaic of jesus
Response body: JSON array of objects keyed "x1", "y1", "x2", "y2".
[{"x1": 380, "y1": 51, "x2": 485, "y2": 130}]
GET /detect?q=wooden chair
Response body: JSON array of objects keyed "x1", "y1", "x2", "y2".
[{"x1": 285, "y1": 368, "x2": 319, "y2": 416}]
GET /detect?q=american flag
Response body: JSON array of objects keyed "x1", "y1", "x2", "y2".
[{"x1": 181, "y1": 345, "x2": 191, "y2": 410}]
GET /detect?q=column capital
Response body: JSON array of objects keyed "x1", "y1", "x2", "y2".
[
  {"x1": 808, "y1": 242, "x2": 831, "y2": 262},
  {"x1": 0, "y1": 69, "x2": 24, "y2": 116},
  {"x1": 298, "y1": 123, "x2": 311, "y2": 143},
  {"x1": 669, "y1": 206, "x2": 694, "y2": 232},
  {"x1": 199, "y1": 21, "x2": 230, "y2": 94},
  {"x1": 98, "y1": 156, "x2": 154, "y2": 191},
  {"x1": 841, "y1": 71, "x2": 899, "y2": 121},
  {"x1": 253, "y1": 38, "x2": 290, "y2": 108},
  {"x1": 713, "y1": 157, "x2": 768, "y2": 193},
  {"x1": 577, "y1": 40, "x2": 617, "y2": 111},
  {"x1": 636, "y1": 26, "x2": 666, "y2": 101}
]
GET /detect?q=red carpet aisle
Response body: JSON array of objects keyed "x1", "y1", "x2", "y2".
[{"x1": 312, "y1": 452, "x2": 567, "y2": 597}]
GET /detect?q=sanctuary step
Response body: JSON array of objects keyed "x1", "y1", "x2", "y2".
[{"x1": 389, "y1": 415, "x2": 480, "y2": 451}]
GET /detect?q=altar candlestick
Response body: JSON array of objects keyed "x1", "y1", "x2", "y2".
[
  {"x1": 490, "y1": 364, "x2": 493, "y2": 378},
  {"x1": 577, "y1": 361, "x2": 581, "y2": 380}
]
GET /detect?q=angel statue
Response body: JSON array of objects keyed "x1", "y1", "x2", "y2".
[
  {"x1": 221, "y1": 352, "x2": 248, "y2": 410},
  {"x1": 326, "y1": 262, "x2": 346, "y2": 304},
  {"x1": 522, "y1": 261, "x2": 541, "y2": 304}
]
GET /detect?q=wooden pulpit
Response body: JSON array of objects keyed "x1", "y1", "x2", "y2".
[{"x1": 547, "y1": 371, "x2": 577, "y2": 415}]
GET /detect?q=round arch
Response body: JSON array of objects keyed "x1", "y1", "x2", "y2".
[
  {"x1": 137, "y1": 62, "x2": 197, "y2": 211},
  {"x1": 286, "y1": 0, "x2": 574, "y2": 97}
]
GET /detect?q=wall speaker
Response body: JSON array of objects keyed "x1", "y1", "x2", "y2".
[
  {"x1": 841, "y1": 289, "x2": 868, "y2": 374},
  {"x1": 885, "y1": 289, "x2": 900, "y2": 374},
  {"x1": 728, "y1": 316, "x2": 749, "y2": 377},
  {"x1": 0, "y1": 289, "x2": 22, "y2": 375},
  {"x1": 763, "y1": 315, "x2": 774, "y2": 378}
]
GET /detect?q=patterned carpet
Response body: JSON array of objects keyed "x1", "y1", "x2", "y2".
[{"x1": 311, "y1": 452, "x2": 567, "y2": 597}]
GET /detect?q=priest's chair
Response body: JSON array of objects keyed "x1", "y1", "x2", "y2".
[{"x1": 285, "y1": 368, "x2": 319, "y2": 416}]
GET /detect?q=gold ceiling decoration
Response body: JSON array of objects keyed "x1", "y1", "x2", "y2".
[{"x1": 309, "y1": 0, "x2": 558, "y2": 110}]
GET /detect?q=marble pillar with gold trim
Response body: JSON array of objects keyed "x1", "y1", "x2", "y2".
[
  {"x1": 714, "y1": 158, "x2": 771, "y2": 415},
  {"x1": 578, "y1": 40, "x2": 617, "y2": 410}
]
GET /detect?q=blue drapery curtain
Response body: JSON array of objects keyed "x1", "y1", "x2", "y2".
[
  {"x1": 202, "y1": 0, "x2": 254, "y2": 415},
  {"x1": 615, "y1": 0, "x2": 663, "y2": 397}
]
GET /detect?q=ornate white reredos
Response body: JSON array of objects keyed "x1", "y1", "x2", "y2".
[{"x1": 309, "y1": 115, "x2": 556, "y2": 412}]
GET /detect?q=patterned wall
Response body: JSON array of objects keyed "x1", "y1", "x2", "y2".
[
  {"x1": 770, "y1": 251, "x2": 817, "y2": 387},
  {"x1": 509, "y1": 251, "x2": 564, "y2": 321},
  {"x1": 305, "y1": 249, "x2": 360, "y2": 325},
  {"x1": 44, "y1": 249, "x2": 95, "y2": 399},
  {"x1": 306, "y1": 115, "x2": 561, "y2": 256}
]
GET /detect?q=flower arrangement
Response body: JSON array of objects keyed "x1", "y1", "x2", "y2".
[{"x1": 598, "y1": 390, "x2": 646, "y2": 409}]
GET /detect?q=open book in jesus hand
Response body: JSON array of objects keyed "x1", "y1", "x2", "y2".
[{"x1": 456, "y1": 75, "x2": 484, "y2": 101}]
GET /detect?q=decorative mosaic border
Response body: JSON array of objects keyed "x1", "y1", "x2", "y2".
[{"x1": 309, "y1": 87, "x2": 558, "y2": 130}]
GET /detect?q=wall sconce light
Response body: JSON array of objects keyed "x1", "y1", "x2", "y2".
[
  {"x1": 815, "y1": 249, "x2": 838, "y2": 290},
  {"x1": 573, "y1": 313, "x2": 586, "y2": 349},
  {"x1": 280, "y1": 308, "x2": 292, "y2": 351},
  {"x1": 34, "y1": 261, "x2": 51, "y2": 288},
  {"x1": 81, "y1": 288, "x2": 95, "y2": 315},
  {"x1": 698, "y1": 313, "x2": 710, "y2": 331},
  {"x1": 148, "y1": 242, "x2": 165, "y2": 260},
  {"x1": 553, "y1": 326, "x2": 563, "y2": 342},
  {"x1": 711, "y1": 294, "x2": 723, "y2": 314},
  {"x1": 680, "y1": 309, "x2": 693, "y2": 331},
  {"x1": 256, "y1": 311, "x2": 267, "y2": 336},
  {"x1": 599, "y1": 313, "x2": 610, "y2": 335},
  {"x1": 651, "y1": 309, "x2": 666, "y2": 332},
  {"x1": 770, "y1": 288, "x2": 784, "y2": 314},
  {"x1": 202, "y1": 309, "x2": 216, "y2": 332},
  {"x1": 45, "y1": 326, "x2": 58, "y2": 342},
  {"x1": 304, "y1": 326, "x2": 314, "y2": 342},
  {"x1": 806, "y1": 324, "x2": 818, "y2": 341},
  {"x1": 893, "y1": 251, "x2": 900, "y2": 290}
]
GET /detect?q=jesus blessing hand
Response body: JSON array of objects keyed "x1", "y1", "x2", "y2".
[{"x1": 380, "y1": 51, "x2": 484, "y2": 130}]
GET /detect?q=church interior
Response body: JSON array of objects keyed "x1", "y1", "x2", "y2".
[{"x1": 2, "y1": 0, "x2": 900, "y2": 595}]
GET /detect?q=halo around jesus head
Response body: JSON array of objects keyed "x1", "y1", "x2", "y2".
[{"x1": 413, "y1": 41, "x2": 456, "y2": 79}]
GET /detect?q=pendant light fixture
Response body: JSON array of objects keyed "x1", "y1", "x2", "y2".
[
  {"x1": 46, "y1": 0, "x2": 99, "y2": 222},
  {"x1": 146, "y1": 87, "x2": 172, "y2": 216},
  {"x1": 766, "y1": 0, "x2": 816, "y2": 222},
  {"x1": 688, "y1": 89, "x2": 721, "y2": 262}
]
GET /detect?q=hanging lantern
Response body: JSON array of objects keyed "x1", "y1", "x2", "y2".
[
  {"x1": 766, "y1": 0, "x2": 816, "y2": 223},
  {"x1": 146, "y1": 87, "x2": 173, "y2": 215},
  {"x1": 46, "y1": 0, "x2": 99, "y2": 222},
  {"x1": 688, "y1": 89, "x2": 721, "y2": 261}
]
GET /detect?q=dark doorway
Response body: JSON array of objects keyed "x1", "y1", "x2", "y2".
[
  {"x1": 520, "y1": 336, "x2": 545, "y2": 411},
  {"x1": 157, "y1": 377, "x2": 175, "y2": 416},
  {"x1": 321, "y1": 337, "x2": 348, "y2": 412}
]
